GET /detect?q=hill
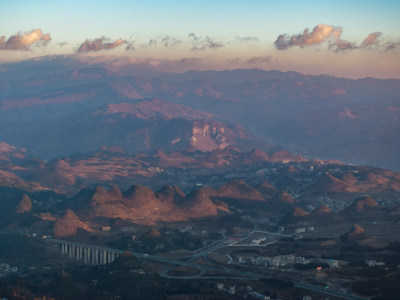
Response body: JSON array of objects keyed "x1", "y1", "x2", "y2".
[
  {"x1": 53, "y1": 209, "x2": 92, "y2": 238},
  {"x1": 68, "y1": 184, "x2": 230, "y2": 225},
  {"x1": 215, "y1": 180, "x2": 266, "y2": 202},
  {"x1": 279, "y1": 207, "x2": 309, "y2": 225}
]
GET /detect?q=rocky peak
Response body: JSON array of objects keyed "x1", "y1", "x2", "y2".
[
  {"x1": 15, "y1": 194, "x2": 32, "y2": 214},
  {"x1": 54, "y1": 209, "x2": 92, "y2": 238}
]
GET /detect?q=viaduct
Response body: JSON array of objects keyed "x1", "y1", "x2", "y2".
[{"x1": 46, "y1": 238, "x2": 124, "y2": 265}]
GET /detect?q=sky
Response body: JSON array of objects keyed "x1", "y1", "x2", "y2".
[{"x1": 0, "y1": 0, "x2": 400, "y2": 78}]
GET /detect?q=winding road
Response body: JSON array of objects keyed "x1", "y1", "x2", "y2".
[{"x1": 40, "y1": 231, "x2": 369, "y2": 300}]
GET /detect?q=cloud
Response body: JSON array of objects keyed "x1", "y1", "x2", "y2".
[
  {"x1": 246, "y1": 56, "x2": 273, "y2": 65},
  {"x1": 235, "y1": 36, "x2": 259, "y2": 43},
  {"x1": 125, "y1": 42, "x2": 135, "y2": 51},
  {"x1": 0, "y1": 28, "x2": 51, "y2": 51},
  {"x1": 385, "y1": 41, "x2": 400, "y2": 51},
  {"x1": 77, "y1": 37, "x2": 127, "y2": 52},
  {"x1": 274, "y1": 24, "x2": 395, "y2": 53},
  {"x1": 188, "y1": 33, "x2": 223, "y2": 51},
  {"x1": 228, "y1": 57, "x2": 241, "y2": 65},
  {"x1": 275, "y1": 24, "x2": 343, "y2": 50},
  {"x1": 330, "y1": 39, "x2": 358, "y2": 52},
  {"x1": 147, "y1": 35, "x2": 181, "y2": 48},
  {"x1": 360, "y1": 32, "x2": 382, "y2": 49},
  {"x1": 102, "y1": 56, "x2": 208, "y2": 74}
]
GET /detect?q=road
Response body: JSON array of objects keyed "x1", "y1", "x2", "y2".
[
  {"x1": 295, "y1": 282, "x2": 369, "y2": 300},
  {"x1": 42, "y1": 236, "x2": 369, "y2": 300}
]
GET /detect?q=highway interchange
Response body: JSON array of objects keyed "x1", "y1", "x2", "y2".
[{"x1": 45, "y1": 230, "x2": 369, "y2": 300}]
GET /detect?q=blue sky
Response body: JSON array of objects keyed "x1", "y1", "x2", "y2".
[
  {"x1": 0, "y1": 0, "x2": 399, "y2": 78},
  {"x1": 2, "y1": 0, "x2": 399, "y2": 41}
]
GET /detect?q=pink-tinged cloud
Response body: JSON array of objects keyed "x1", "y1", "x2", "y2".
[
  {"x1": 274, "y1": 24, "x2": 389, "y2": 53},
  {"x1": 0, "y1": 28, "x2": 51, "y2": 51},
  {"x1": 360, "y1": 32, "x2": 382, "y2": 48},
  {"x1": 275, "y1": 24, "x2": 343, "y2": 50},
  {"x1": 77, "y1": 37, "x2": 127, "y2": 52}
]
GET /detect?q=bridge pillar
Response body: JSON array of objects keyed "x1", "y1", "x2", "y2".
[
  {"x1": 51, "y1": 240, "x2": 123, "y2": 265},
  {"x1": 95, "y1": 249, "x2": 99, "y2": 265},
  {"x1": 86, "y1": 248, "x2": 91, "y2": 264},
  {"x1": 103, "y1": 250, "x2": 108, "y2": 265},
  {"x1": 86, "y1": 247, "x2": 90, "y2": 263}
]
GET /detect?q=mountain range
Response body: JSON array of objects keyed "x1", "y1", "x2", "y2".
[{"x1": 1, "y1": 60, "x2": 399, "y2": 170}]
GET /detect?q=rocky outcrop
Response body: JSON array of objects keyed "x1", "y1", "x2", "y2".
[
  {"x1": 15, "y1": 194, "x2": 32, "y2": 214},
  {"x1": 342, "y1": 196, "x2": 379, "y2": 218},
  {"x1": 279, "y1": 207, "x2": 309, "y2": 225},
  {"x1": 54, "y1": 209, "x2": 92, "y2": 238},
  {"x1": 255, "y1": 181, "x2": 279, "y2": 199},
  {"x1": 308, "y1": 172, "x2": 348, "y2": 193},
  {"x1": 215, "y1": 180, "x2": 265, "y2": 202},
  {"x1": 272, "y1": 191, "x2": 295, "y2": 204}
]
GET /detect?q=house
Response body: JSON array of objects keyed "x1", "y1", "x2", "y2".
[
  {"x1": 328, "y1": 259, "x2": 339, "y2": 268},
  {"x1": 295, "y1": 256, "x2": 309, "y2": 264},
  {"x1": 295, "y1": 227, "x2": 306, "y2": 234},
  {"x1": 229, "y1": 286, "x2": 235, "y2": 295},
  {"x1": 102, "y1": 226, "x2": 111, "y2": 232},
  {"x1": 252, "y1": 237, "x2": 267, "y2": 245}
]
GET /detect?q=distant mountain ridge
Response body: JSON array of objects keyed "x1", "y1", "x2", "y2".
[
  {"x1": 0, "y1": 98, "x2": 261, "y2": 159},
  {"x1": 0, "y1": 62, "x2": 399, "y2": 170}
]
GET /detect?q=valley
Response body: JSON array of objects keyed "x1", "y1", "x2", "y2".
[{"x1": 0, "y1": 64, "x2": 399, "y2": 300}]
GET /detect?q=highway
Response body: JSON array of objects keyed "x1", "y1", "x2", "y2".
[
  {"x1": 295, "y1": 282, "x2": 369, "y2": 300},
  {"x1": 43, "y1": 235, "x2": 369, "y2": 300}
]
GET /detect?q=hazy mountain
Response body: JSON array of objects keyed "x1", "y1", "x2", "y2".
[
  {"x1": 1, "y1": 62, "x2": 399, "y2": 169},
  {"x1": 0, "y1": 99, "x2": 260, "y2": 159}
]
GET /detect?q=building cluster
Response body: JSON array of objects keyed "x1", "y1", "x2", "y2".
[
  {"x1": 147, "y1": 166, "x2": 164, "y2": 173},
  {"x1": 377, "y1": 197, "x2": 400, "y2": 208},
  {"x1": 0, "y1": 263, "x2": 18, "y2": 277},
  {"x1": 365, "y1": 260, "x2": 386, "y2": 267},
  {"x1": 252, "y1": 236, "x2": 267, "y2": 245},
  {"x1": 294, "y1": 226, "x2": 314, "y2": 234},
  {"x1": 217, "y1": 283, "x2": 273, "y2": 299},
  {"x1": 238, "y1": 255, "x2": 309, "y2": 267},
  {"x1": 179, "y1": 226, "x2": 192, "y2": 233},
  {"x1": 216, "y1": 283, "x2": 236, "y2": 295},
  {"x1": 315, "y1": 196, "x2": 348, "y2": 211}
]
